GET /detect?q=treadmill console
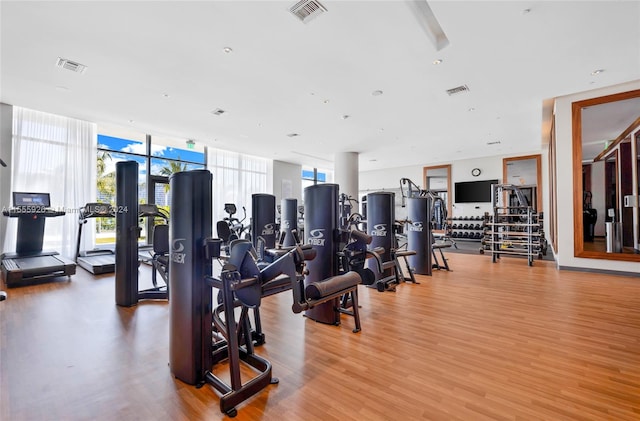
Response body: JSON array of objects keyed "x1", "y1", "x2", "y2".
[
  {"x1": 13, "y1": 192, "x2": 51, "y2": 208},
  {"x1": 3, "y1": 192, "x2": 63, "y2": 217}
]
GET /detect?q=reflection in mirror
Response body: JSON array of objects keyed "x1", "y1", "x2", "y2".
[
  {"x1": 503, "y1": 155, "x2": 541, "y2": 211},
  {"x1": 423, "y1": 164, "x2": 451, "y2": 218},
  {"x1": 573, "y1": 89, "x2": 640, "y2": 261}
]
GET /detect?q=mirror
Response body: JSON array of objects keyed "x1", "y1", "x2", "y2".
[
  {"x1": 423, "y1": 164, "x2": 451, "y2": 219},
  {"x1": 572, "y1": 89, "x2": 640, "y2": 260},
  {"x1": 503, "y1": 155, "x2": 541, "y2": 211}
]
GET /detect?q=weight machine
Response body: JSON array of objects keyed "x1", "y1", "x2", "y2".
[{"x1": 169, "y1": 171, "x2": 367, "y2": 417}]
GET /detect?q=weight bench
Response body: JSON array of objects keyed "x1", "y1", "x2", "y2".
[
  {"x1": 293, "y1": 270, "x2": 362, "y2": 333},
  {"x1": 369, "y1": 246, "x2": 418, "y2": 292},
  {"x1": 432, "y1": 240, "x2": 451, "y2": 271}
]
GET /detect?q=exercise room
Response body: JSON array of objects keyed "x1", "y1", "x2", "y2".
[{"x1": 1, "y1": 1, "x2": 639, "y2": 420}]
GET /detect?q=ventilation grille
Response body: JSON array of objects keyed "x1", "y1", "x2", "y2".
[
  {"x1": 211, "y1": 108, "x2": 226, "y2": 116},
  {"x1": 486, "y1": 140, "x2": 501, "y2": 145},
  {"x1": 289, "y1": 0, "x2": 327, "y2": 23},
  {"x1": 56, "y1": 57, "x2": 87, "y2": 74},
  {"x1": 446, "y1": 85, "x2": 470, "y2": 96}
]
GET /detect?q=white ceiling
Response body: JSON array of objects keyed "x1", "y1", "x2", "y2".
[{"x1": 1, "y1": 1, "x2": 639, "y2": 171}]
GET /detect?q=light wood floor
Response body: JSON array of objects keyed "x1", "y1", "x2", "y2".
[{"x1": 1, "y1": 253, "x2": 639, "y2": 420}]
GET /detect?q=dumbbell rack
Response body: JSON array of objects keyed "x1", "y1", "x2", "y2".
[
  {"x1": 484, "y1": 206, "x2": 543, "y2": 266},
  {"x1": 448, "y1": 216, "x2": 484, "y2": 241}
]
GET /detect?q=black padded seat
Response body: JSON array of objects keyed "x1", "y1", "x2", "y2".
[{"x1": 305, "y1": 271, "x2": 361, "y2": 300}]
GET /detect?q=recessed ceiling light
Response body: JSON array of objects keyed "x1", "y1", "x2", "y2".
[
  {"x1": 211, "y1": 108, "x2": 226, "y2": 115},
  {"x1": 323, "y1": 99, "x2": 330, "y2": 104},
  {"x1": 591, "y1": 69, "x2": 604, "y2": 76},
  {"x1": 342, "y1": 114, "x2": 350, "y2": 120},
  {"x1": 287, "y1": 133, "x2": 300, "y2": 138},
  {"x1": 433, "y1": 59, "x2": 443, "y2": 65},
  {"x1": 128, "y1": 119, "x2": 135, "y2": 123},
  {"x1": 162, "y1": 93, "x2": 170, "y2": 98},
  {"x1": 257, "y1": 123, "x2": 263, "y2": 127},
  {"x1": 522, "y1": 8, "x2": 531, "y2": 14},
  {"x1": 223, "y1": 47, "x2": 233, "y2": 53},
  {"x1": 468, "y1": 107, "x2": 475, "y2": 112},
  {"x1": 379, "y1": 128, "x2": 384, "y2": 132},
  {"x1": 372, "y1": 90, "x2": 383, "y2": 96}
]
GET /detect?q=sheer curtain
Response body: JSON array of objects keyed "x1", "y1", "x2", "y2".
[
  {"x1": 207, "y1": 149, "x2": 272, "y2": 227},
  {"x1": 3, "y1": 107, "x2": 97, "y2": 257}
]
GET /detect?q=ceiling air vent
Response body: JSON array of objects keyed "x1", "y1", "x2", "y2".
[
  {"x1": 487, "y1": 141, "x2": 501, "y2": 145},
  {"x1": 446, "y1": 84, "x2": 470, "y2": 96},
  {"x1": 289, "y1": 0, "x2": 327, "y2": 23},
  {"x1": 56, "y1": 57, "x2": 87, "y2": 74},
  {"x1": 211, "y1": 108, "x2": 226, "y2": 116}
]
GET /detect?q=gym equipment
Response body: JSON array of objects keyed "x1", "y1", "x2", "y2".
[
  {"x1": 169, "y1": 170, "x2": 362, "y2": 417},
  {"x1": 406, "y1": 196, "x2": 433, "y2": 275},
  {"x1": 251, "y1": 194, "x2": 277, "y2": 250},
  {"x1": 365, "y1": 191, "x2": 417, "y2": 291},
  {"x1": 304, "y1": 184, "x2": 341, "y2": 323},
  {"x1": 75, "y1": 202, "x2": 116, "y2": 274},
  {"x1": 151, "y1": 224, "x2": 169, "y2": 288},
  {"x1": 226, "y1": 203, "x2": 251, "y2": 241},
  {"x1": 583, "y1": 191, "x2": 597, "y2": 242},
  {"x1": 115, "y1": 161, "x2": 167, "y2": 306},
  {"x1": 138, "y1": 204, "x2": 169, "y2": 263},
  {"x1": 485, "y1": 184, "x2": 546, "y2": 266},
  {"x1": 1, "y1": 192, "x2": 76, "y2": 287},
  {"x1": 280, "y1": 198, "x2": 298, "y2": 247},
  {"x1": 297, "y1": 205, "x2": 305, "y2": 239}
]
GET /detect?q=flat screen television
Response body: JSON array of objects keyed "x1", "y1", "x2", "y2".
[{"x1": 454, "y1": 179, "x2": 499, "y2": 203}]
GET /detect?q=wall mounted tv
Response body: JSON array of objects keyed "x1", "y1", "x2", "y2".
[{"x1": 454, "y1": 179, "x2": 499, "y2": 203}]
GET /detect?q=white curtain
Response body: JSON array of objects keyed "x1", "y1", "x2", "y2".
[
  {"x1": 207, "y1": 149, "x2": 272, "y2": 229},
  {"x1": 3, "y1": 107, "x2": 97, "y2": 257}
]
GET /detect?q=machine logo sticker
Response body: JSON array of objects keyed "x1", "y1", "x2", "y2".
[
  {"x1": 371, "y1": 224, "x2": 387, "y2": 237},
  {"x1": 262, "y1": 223, "x2": 275, "y2": 236},
  {"x1": 308, "y1": 229, "x2": 326, "y2": 246},
  {"x1": 408, "y1": 221, "x2": 424, "y2": 232},
  {"x1": 172, "y1": 238, "x2": 186, "y2": 264}
]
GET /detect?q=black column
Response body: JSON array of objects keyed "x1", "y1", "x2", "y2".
[
  {"x1": 281, "y1": 198, "x2": 298, "y2": 247},
  {"x1": 303, "y1": 183, "x2": 339, "y2": 325},
  {"x1": 251, "y1": 194, "x2": 276, "y2": 249},
  {"x1": 115, "y1": 161, "x2": 139, "y2": 307},
  {"x1": 168, "y1": 170, "x2": 213, "y2": 385},
  {"x1": 407, "y1": 196, "x2": 432, "y2": 275},
  {"x1": 366, "y1": 192, "x2": 395, "y2": 280}
]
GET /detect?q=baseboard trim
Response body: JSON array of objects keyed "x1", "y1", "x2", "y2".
[{"x1": 558, "y1": 265, "x2": 639, "y2": 278}]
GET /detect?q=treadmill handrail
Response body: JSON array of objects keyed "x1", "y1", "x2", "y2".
[{"x1": 79, "y1": 202, "x2": 116, "y2": 220}]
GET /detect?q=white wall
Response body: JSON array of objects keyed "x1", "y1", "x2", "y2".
[
  {"x1": 359, "y1": 164, "x2": 423, "y2": 220},
  {"x1": 0, "y1": 103, "x2": 12, "y2": 253},
  {"x1": 360, "y1": 152, "x2": 545, "y2": 221},
  {"x1": 273, "y1": 160, "x2": 302, "y2": 205},
  {"x1": 554, "y1": 79, "x2": 640, "y2": 272}
]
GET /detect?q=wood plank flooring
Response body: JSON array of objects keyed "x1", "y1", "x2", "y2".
[{"x1": 1, "y1": 253, "x2": 639, "y2": 420}]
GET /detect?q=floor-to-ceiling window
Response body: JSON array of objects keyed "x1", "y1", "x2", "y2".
[{"x1": 95, "y1": 127, "x2": 206, "y2": 246}]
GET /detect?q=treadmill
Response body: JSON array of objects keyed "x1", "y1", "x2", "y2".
[
  {"x1": 138, "y1": 204, "x2": 169, "y2": 264},
  {"x1": 1, "y1": 192, "x2": 76, "y2": 287},
  {"x1": 75, "y1": 202, "x2": 116, "y2": 274}
]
